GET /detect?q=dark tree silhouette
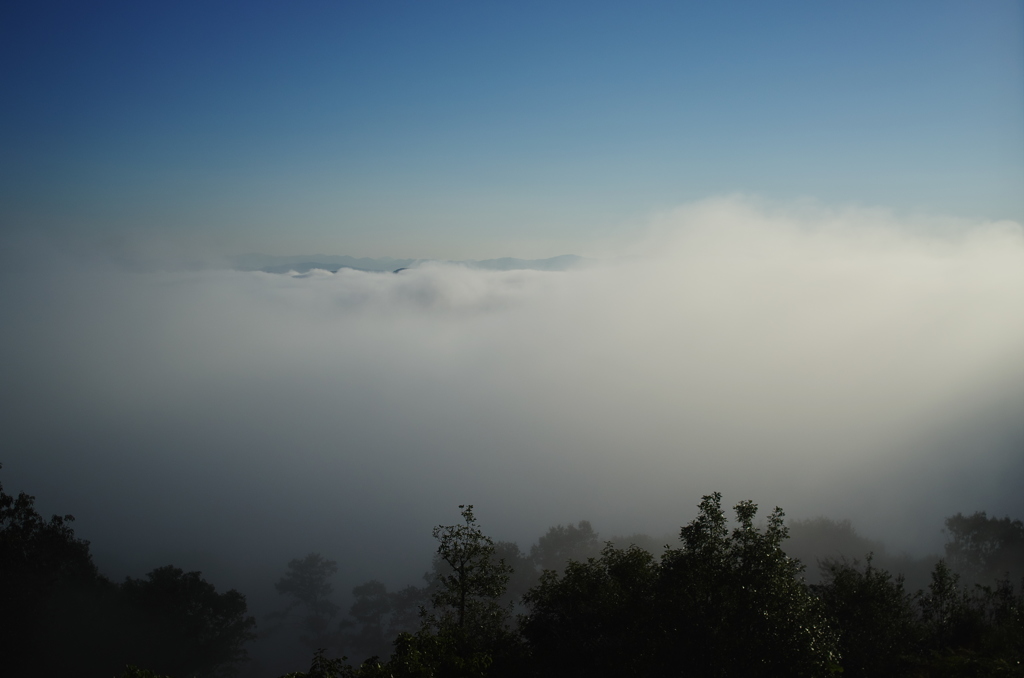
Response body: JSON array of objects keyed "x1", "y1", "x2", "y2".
[
  {"x1": 426, "y1": 504, "x2": 512, "y2": 640},
  {"x1": 2, "y1": 465, "x2": 256, "y2": 678},
  {"x1": 381, "y1": 505, "x2": 524, "y2": 678},
  {"x1": 523, "y1": 493, "x2": 839, "y2": 678},
  {"x1": 274, "y1": 553, "x2": 342, "y2": 648},
  {"x1": 340, "y1": 579, "x2": 400, "y2": 662},
  {"x1": 121, "y1": 566, "x2": 256, "y2": 678},
  {"x1": 523, "y1": 543, "x2": 660, "y2": 677},
  {"x1": 492, "y1": 540, "x2": 535, "y2": 605},
  {"x1": 812, "y1": 555, "x2": 919, "y2": 677},
  {"x1": 284, "y1": 499, "x2": 1024, "y2": 677},
  {"x1": 0, "y1": 464, "x2": 100, "y2": 676},
  {"x1": 944, "y1": 511, "x2": 1024, "y2": 586},
  {"x1": 529, "y1": 520, "x2": 601, "y2": 572}
]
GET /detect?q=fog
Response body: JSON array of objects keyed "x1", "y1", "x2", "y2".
[{"x1": 2, "y1": 197, "x2": 1022, "y2": 612}]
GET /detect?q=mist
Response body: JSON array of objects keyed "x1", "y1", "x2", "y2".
[{"x1": 2, "y1": 197, "x2": 1022, "y2": 609}]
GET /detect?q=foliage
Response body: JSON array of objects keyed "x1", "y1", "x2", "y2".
[
  {"x1": 788, "y1": 517, "x2": 940, "y2": 591},
  {"x1": 121, "y1": 565, "x2": 257, "y2": 678},
  {"x1": 0, "y1": 470, "x2": 96, "y2": 582},
  {"x1": 605, "y1": 531, "x2": 674, "y2": 559},
  {"x1": 919, "y1": 559, "x2": 975, "y2": 647},
  {"x1": 813, "y1": 554, "x2": 919, "y2": 677},
  {"x1": 278, "y1": 648, "x2": 360, "y2": 678},
  {"x1": 329, "y1": 506, "x2": 525, "y2": 677},
  {"x1": 341, "y1": 579, "x2": 394, "y2": 661},
  {"x1": 380, "y1": 630, "x2": 496, "y2": 678},
  {"x1": 340, "y1": 579, "x2": 429, "y2": 663},
  {"x1": 378, "y1": 505, "x2": 524, "y2": 677},
  {"x1": 10, "y1": 462, "x2": 1024, "y2": 678},
  {"x1": 120, "y1": 667, "x2": 174, "y2": 678},
  {"x1": 980, "y1": 577, "x2": 1024, "y2": 663},
  {"x1": 1, "y1": 466, "x2": 256, "y2": 678},
  {"x1": 522, "y1": 493, "x2": 840, "y2": 678},
  {"x1": 344, "y1": 534, "x2": 542, "y2": 664},
  {"x1": 529, "y1": 520, "x2": 601, "y2": 572},
  {"x1": 491, "y1": 540, "x2": 536, "y2": 605},
  {"x1": 274, "y1": 553, "x2": 342, "y2": 648},
  {"x1": 1, "y1": 471, "x2": 99, "y2": 675},
  {"x1": 913, "y1": 563, "x2": 1024, "y2": 676},
  {"x1": 658, "y1": 493, "x2": 840, "y2": 677},
  {"x1": 945, "y1": 511, "x2": 1024, "y2": 586},
  {"x1": 522, "y1": 543, "x2": 659, "y2": 677},
  {"x1": 785, "y1": 517, "x2": 885, "y2": 583},
  {"x1": 425, "y1": 505, "x2": 513, "y2": 648}
]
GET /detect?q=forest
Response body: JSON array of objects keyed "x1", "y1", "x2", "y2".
[{"x1": 2, "y1": 467, "x2": 1022, "y2": 678}]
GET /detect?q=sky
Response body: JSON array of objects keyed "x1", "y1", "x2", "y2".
[
  {"x1": 1, "y1": 0, "x2": 1022, "y2": 258},
  {"x1": 0, "y1": 0, "x2": 1023, "y2": 651}
]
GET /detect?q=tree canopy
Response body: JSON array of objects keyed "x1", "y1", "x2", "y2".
[
  {"x1": 523, "y1": 493, "x2": 839, "y2": 678},
  {"x1": 274, "y1": 552, "x2": 343, "y2": 648},
  {"x1": 6, "y1": 464, "x2": 1024, "y2": 678},
  {"x1": 0, "y1": 465, "x2": 256, "y2": 678},
  {"x1": 121, "y1": 565, "x2": 256, "y2": 678},
  {"x1": 944, "y1": 511, "x2": 1024, "y2": 586}
]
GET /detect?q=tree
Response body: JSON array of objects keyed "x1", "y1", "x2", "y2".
[
  {"x1": 944, "y1": 511, "x2": 1024, "y2": 586},
  {"x1": 0, "y1": 464, "x2": 102, "y2": 676},
  {"x1": 491, "y1": 540, "x2": 535, "y2": 607},
  {"x1": 277, "y1": 648, "x2": 359, "y2": 678},
  {"x1": 345, "y1": 580, "x2": 392, "y2": 658},
  {"x1": 529, "y1": 520, "x2": 601, "y2": 573},
  {"x1": 335, "y1": 506, "x2": 524, "y2": 675},
  {"x1": 340, "y1": 579, "x2": 418, "y2": 663},
  {"x1": 977, "y1": 577, "x2": 1024, "y2": 667},
  {"x1": 389, "y1": 584, "x2": 431, "y2": 637},
  {"x1": 785, "y1": 517, "x2": 885, "y2": 583},
  {"x1": 427, "y1": 505, "x2": 512, "y2": 643},
  {"x1": 275, "y1": 553, "x2": 342, "y2": 648},
  {"x1": 812, "y1": 555, "x2": 919, "y2": 677},
  {"x1": 121, "y1": 566, "x2": 257, "y2": 678},
  {"x1": 918, "y1": 559, "x2": 979, "y2": 651},
  {"x1": 657, "y1": 493, "x2": 838, "y2": 677},
  {"x1": 381, "y1": 505, "x2": 523, "y2": 678},
  {"x1": 913, "y1": 559, "x2": 1024, "y2": 674},
  {"x1": 340, "y1": 580, "x2": 430, "y2": 663},
  {"x1": 2, "y1": 466, "x2": 256, "y2": 678},
  {"x1": 522, "y1": 493, "x2": 840, "y2": 678},
  {"x1": 522, "y1": 543, "x2": 659, "y2": 677}
]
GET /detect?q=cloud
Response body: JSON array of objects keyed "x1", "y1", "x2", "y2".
[{"x1": 1, "y1": 197, "x2": 1022, "y2": 594}]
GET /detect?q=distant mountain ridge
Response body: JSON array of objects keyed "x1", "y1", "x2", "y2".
[{"x1": 229, "y1": 253, "x2": 590, "y2": 274}]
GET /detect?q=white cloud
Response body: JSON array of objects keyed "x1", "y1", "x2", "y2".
[{"x1": 1, "y1": 197, "x2": 1021, "y2": 586}]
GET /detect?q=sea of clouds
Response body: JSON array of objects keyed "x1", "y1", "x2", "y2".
[{"x1": 1, "y1": 196, "x2": 1022, "y2": 596}]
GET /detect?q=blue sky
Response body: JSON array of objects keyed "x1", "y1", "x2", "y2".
[
  {"x1": 2, "y1": 0, "x2": 1024, "y2": 609},
  {"x1": 2, "y1": 0, "x2": 1022, "y2": 258}
]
